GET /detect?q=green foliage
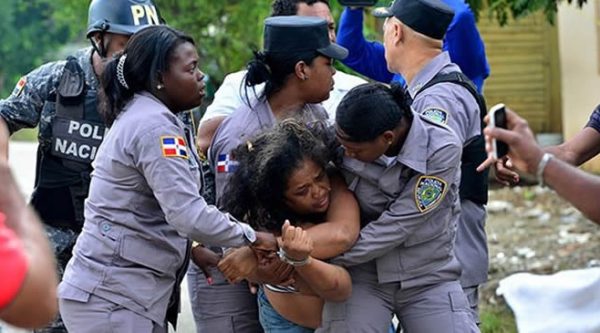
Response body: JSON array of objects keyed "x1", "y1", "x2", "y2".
[
  {"x1": 155, "y1": 1, "x2": 270, "y2": 84},
  {"x1": 10, "y1": 0, "x2": 587, "y2": 90},
  {"x1": 0, "y1": 0, "x2": 72, "y2": 96},
  {"x1": 467, "y1": 0, "x2": 588, "y2": 25},
  {"x1": 480, "y1": 305, "x2": 518, "y2": 333}
]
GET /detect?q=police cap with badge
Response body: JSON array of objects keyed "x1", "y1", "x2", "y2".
[
  {"x1": 263, "y1": 16, "x2": 349, "y2": 61},
  {"x1": 373, "y1": 0, "x2": 455, "y2": 40}
]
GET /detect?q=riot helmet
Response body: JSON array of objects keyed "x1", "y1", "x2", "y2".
[{"x1": 87, "y1": 0, "x2": 163, "y2": 57}]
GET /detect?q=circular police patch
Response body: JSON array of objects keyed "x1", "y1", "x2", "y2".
[
  {"x1": 414, "y1": 176, "x2": 447, "y2": 212},
  {"x1": 422, "y1": 107, "x2": 449, "y2": 125}
]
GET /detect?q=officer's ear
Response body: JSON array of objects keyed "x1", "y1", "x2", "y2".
[
  {"x1": 294, "y1": 60, "x2": 309, "y2": 82},
  {"x1": 382, "y1": 130, "x2": 395, "y2": 145},
  {"x1": 154, "y1": 73, "x2": 166, "y2": 93},
  {"x1": 392, "y1": 19, "x2": 404, "y2": 45}
]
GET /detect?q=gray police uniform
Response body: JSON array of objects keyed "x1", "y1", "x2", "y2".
[
  {"x1": 185, "y1": 98, "x2": 328, "y2": 333},
  {"x1": 0, "y1": 47, "x2": 102, "y2": 333},
  {"x1": 318, "y1": 114, "x2": 478, "y2": 333},
  {"x1": 57, "y1": 92, "x2": 256, "y2": 332},
  {"x1": 408, "y1": 51, "x2": 488, "y2": 321}
]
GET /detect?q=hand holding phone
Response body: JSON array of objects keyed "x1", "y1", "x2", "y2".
[{"x1": 489, "y1": 103, "x2": 509, "y2": 159}]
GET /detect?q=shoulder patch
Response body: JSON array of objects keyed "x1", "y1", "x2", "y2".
[
  {"x1": 217, "y1": 154, "x2": 239, "y2": 173},
  {"x1": 12, "y1": 76, "x2": 27, "y2": 97},
  {"x1": 422, "y1": 107, "x2": 449, "y2": 125},
  {"x1": 414, "y1": 176, "x2": 448, "y2": 212},
  {"x1": 161, "y1": 136, "x2": 188, "y2": 159}
]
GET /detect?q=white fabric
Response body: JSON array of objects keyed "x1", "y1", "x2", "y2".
[
  {"x1": 200, "y1": 70, "x2": 366, "y2": 124},
  {"x1": 496, "y1": 268, "x2": 600, "y2": 333}
]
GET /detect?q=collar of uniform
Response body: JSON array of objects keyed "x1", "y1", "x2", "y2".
[
  {"x1": 407, "y1": 52, "x2": 451, "y2": 99},
  {"x1": 253, "y1": 98, "x2": 278, "y2": 130},
  {"x1": 138, "y1": 91, "x2": 166, "y2": 107},
  {"x1": 394, "y1": 114, "x2": 429, "y2": 174}
]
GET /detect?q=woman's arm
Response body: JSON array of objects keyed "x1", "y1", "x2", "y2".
[
  {"x1": 280, "y1": 221, "x2": 352, "y2": 302},
  {"x1": 305, "y1": 172, "x2": 360, "y2": 259}
]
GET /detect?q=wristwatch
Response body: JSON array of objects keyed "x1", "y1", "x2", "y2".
[{"x1": 242, "y1": 224, "x2": 257, "y2": 245}]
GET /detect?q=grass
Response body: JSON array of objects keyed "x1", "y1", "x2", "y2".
[
  {"x1": 10, "y1": 127, "x2": 38, "y2": 142},
  {"x1": 480, "y1": 304, "x2": 518, "y2": 333}
]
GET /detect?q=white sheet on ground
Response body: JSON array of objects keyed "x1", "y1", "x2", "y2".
[{"x1": 497, "y1": 268, "x2": 600, "y2": 333}]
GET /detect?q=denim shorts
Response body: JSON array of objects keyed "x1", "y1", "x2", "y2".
[{"x1": 257, "y1": 287, "x2": 314, "y2": 333}]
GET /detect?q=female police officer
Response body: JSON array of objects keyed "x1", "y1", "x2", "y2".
[
  {"x1": 57, "y1": 26, "x2": 276, "y2": 333},
  {"x1": 318, "y1": 83, "x2": 479, "y2": 332},
  {"x1": 188, "y1": 16, "x2": 352, "y2": 333},
  {"x1": 0, "y1": 2, "x2": 161, "y2": 331}
]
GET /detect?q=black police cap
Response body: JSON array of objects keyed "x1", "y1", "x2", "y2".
[
  {"x1": 373, "y1": 0, "x2": 455, "y2": 40},
  {"x1": 263, "y1": 16, "x2": 348, "y2": 60}
]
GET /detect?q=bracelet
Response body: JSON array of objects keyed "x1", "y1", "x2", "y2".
[
  {"x1": 277, "y1": 248, "x2": 310, "y2": 267},
  {"x1": 191, "y1": 241, "x2": 202, "y2": 249},
  {"x1": 536, "y1": 153, "x2": 554, "y2": 187}
]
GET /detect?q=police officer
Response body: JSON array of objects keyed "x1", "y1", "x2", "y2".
[
  {"x1": 192, "y1": 16, "x2": 348, "y2": 332},
  {"x1": 58, "y1": 25, "x2": 276, "y2": 333},
  {"x1": 195, "y1": 0, "x2": 366, "y2": 155},
  {"x1": 0, "y1": 1, "x2": 161, "y2": 331},
  {"x1": 374, "y1": 0, "x2": 489, "y2": 323},
  {"x1": 321, "y1": 83, "x2": 478, "y2": 332}
]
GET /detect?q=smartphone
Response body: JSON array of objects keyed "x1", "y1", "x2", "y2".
[
  {"x1": 338, "y1": 0, "x2": 378, "y2": 6},
  {"x1": 489, "y1": 103, "x2": 509, "y2": 159}
]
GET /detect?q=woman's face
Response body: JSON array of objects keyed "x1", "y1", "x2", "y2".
[
  {"x1": 302, "y1": 56, "x2": 336, "y2": 104},
  {"x1": 161, "y1": 41, "x2": 206, "y2": 112},
  {"x1": 283, "y1": 158, "x2": 331, "y2": 216},
  {"x1": 337, "y1": 133, "x2": 390, "y2": 163}
]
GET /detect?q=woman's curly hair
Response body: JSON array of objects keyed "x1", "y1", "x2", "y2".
[{"x1": 221, "y1": 119, "x2": 330, "y2": 232}]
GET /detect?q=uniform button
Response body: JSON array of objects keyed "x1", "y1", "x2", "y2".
[{"x1": 102, "y1": 224, "x2": 111, "y2": 232}]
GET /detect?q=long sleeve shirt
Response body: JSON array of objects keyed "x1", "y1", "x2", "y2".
[{"x1": 337, "y1": 3, "x2": 490, "y2": 92}]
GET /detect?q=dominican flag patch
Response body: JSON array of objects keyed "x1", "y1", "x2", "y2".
[
  {"x1": 217, "y1": 154, "x2": 238, "y2": 173},
  {"x1": 161, "y1": 136, "x2": 188, "y2": 159}
]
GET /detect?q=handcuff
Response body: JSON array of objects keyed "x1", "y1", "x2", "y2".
[{"x1": 277, "y1": 248, "x2": 310, "y2": 267}]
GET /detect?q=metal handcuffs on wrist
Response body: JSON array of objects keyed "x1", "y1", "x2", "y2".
[{"x1": 277, "y1": 247, "x2": 310, "y2": 267}]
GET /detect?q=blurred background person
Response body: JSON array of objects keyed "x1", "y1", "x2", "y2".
[
  {"x1": 0, "y1": 159, "x2": 57, "y2": 329},
  {"x1": 0, "y1": 1, "x2": 161, "y2": 331}
]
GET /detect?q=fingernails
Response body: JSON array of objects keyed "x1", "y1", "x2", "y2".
[{"x1": 207, "y1": 277, "x2": 214, "y2": 285}]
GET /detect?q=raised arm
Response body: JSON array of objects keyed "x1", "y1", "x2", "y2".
[
  {"x1": 443, "y1": 7, "x2": 489, "y2": 92},
  {"x1": 337, "y1": 7, "x2": 394, "y2": 83},
  {"x1": 482, "y1": 108, "x2": 600, "y2": 225},
  {"x1": 279, "y1": 221, "x2": 352, "y2": 302}
]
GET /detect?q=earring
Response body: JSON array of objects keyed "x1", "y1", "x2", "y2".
[
  {"x1": 387, "y1": 141, "x2": 392, "y2": 145},
  {"x1": 302, "y1": 76, "x2": 308, "y2": 81},
  {"x1": 157, "y1": 84, "x2": 164, "y2": 90}
]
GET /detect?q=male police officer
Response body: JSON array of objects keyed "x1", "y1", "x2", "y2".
[
  {"x1": 0, "y1": 1, "x2": 160, "y2": 332},
  {"x1": 374, "y1": 0, "x2": 489, "y2": 324}
]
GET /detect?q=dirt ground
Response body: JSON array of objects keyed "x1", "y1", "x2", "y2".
[{"x1": 482, "y1": 185, "x2": 600, "y2": 309}]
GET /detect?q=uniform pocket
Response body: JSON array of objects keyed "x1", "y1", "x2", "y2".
[{"x1": 119, "y1": 235, "x2": 180, "y2": 274}]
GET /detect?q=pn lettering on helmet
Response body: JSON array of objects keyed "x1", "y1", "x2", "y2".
[{"x1": 131, "y1": 5, "x2": 160, "y2": 26}]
